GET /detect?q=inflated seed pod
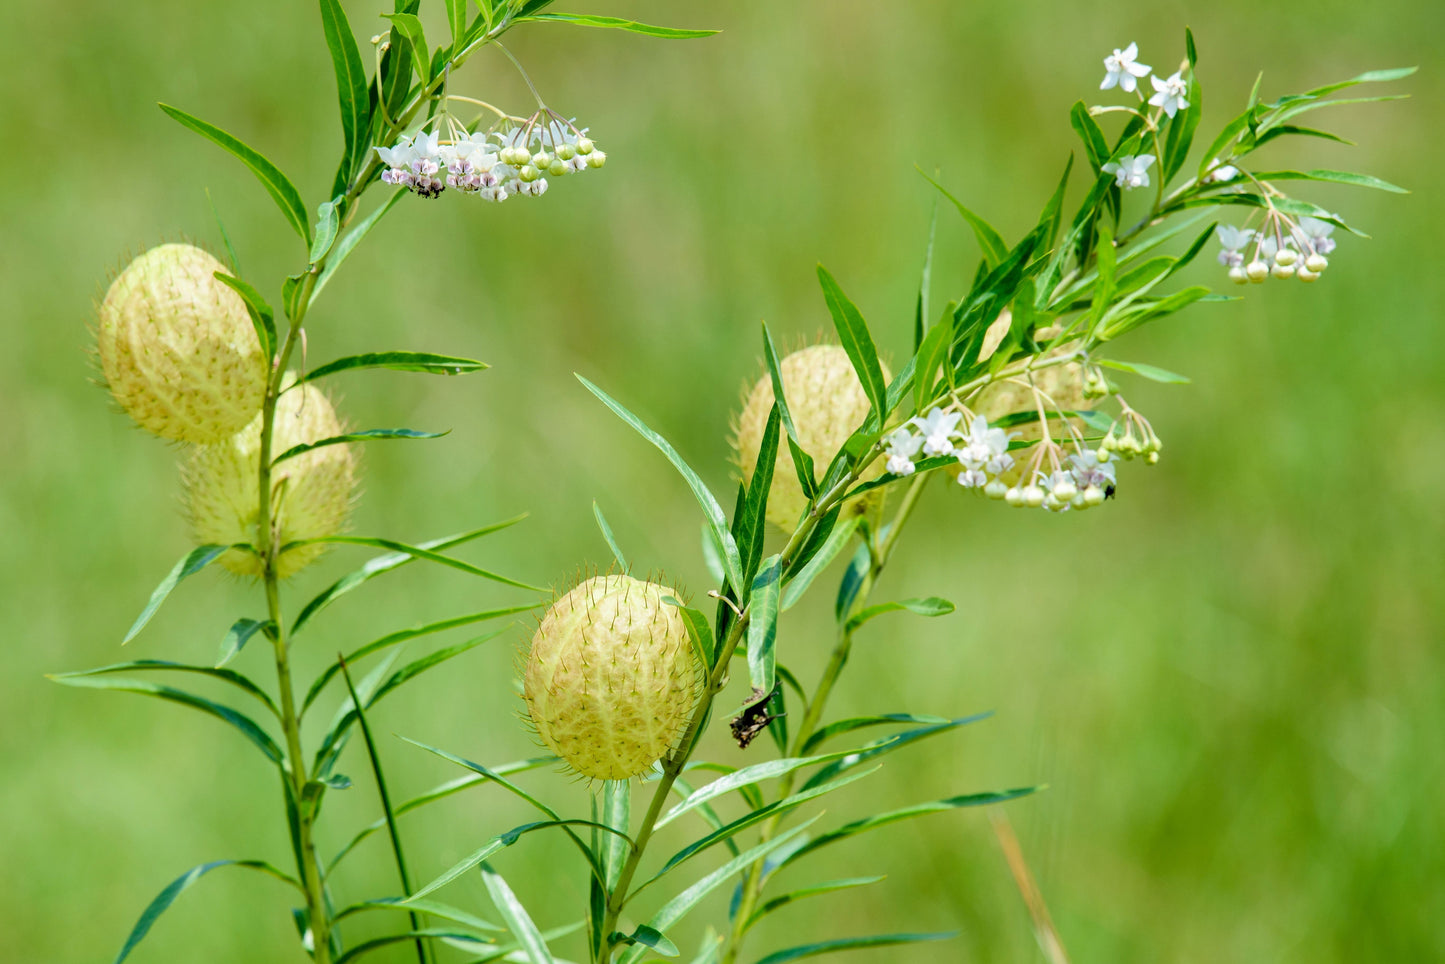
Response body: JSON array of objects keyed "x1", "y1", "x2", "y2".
[
  {"x1": 182, "y1": 380, "x2": 356, "y2": 579},
  {"x1": 524, "y1": 575, "x2": 704, "y2": 780},
  {"x1": 97, "y1": 243, "x2": 268, "y2": 442},
  {"x1": 733, "y1": 344, "x2": 888, "y2": 530}
]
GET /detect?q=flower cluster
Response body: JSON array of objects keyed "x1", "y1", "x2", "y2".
[
  {"x1": 1217, "y1": 214, "x2": 1336, "y2": 284},
  {"x1": 376, "y1": 117, "x2": 606, "y2": 202},
  {"x1": 884, "y1": 409, "x2": 1016, "y2": 487},
  {"x1": 1099, "y1": 42, "x2": 1189, "y2": 118}
]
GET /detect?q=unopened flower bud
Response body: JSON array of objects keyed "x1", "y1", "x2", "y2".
[
  {"x1": 577, "y1": 138, "x2": 595, "y2": 155},
  {"x1": 524, "y1": 575, "x2": 704, "y2": 780},
  {"x1": 1083, "y1": 485, "x2": 1105, "y2": 506},
  {"x1": 183, "y1": 380, "x2": 357, "y2": 579},
  {"x1": 1228, "y1": 266, "x2": 1249, "y2": 285},
  {"x1": 556, "y1": 143, "x2": 577, "y2": 160},
  {"x1": 586, "y1": 150, "x2": 607, "y2": 169},
  {"x1": 532, "y1": 151, "x2": 554, "y2": 169},
  {"x1": 985, "y1": 479, "x2": 1008, "y2": 500},
  {"x1": 519, "y1": 164, "x2": 541, "y2": 183},
  {"x1": 1296, "y1": 267, "x2": 1320, "y2": 283},
  {"x1": 1145, "y1": 450, "x2": 1160, "y2": 465},
  {"x1": 97, "y1": 243, "x2": 268, "y2": 443},
  {"x1": 1096, "y1": 448, "x2": 1112, "y2": 463},
  {"x1": 734, "y1": 345, "x2": 889, "y2": 530},
  {"x1": 1023, "y1": 484, "x2": 1046, "y2": 508},
  {"x1": 1272, "y1": 263, "x2": 1296, "y2": 280},
  {"x1": 1052, "y1": 480, "x2": 1077, "y2": 502},
  {"x1": 549, "y1": 159, "x2": 568, "y2": 177},
  {"x1": 1246, "y1": 261, "x2": 1269, "y2": 283},
  {"x1": 1005, "y1": 486, "x2": 1024, "y2": 507},
  {"x1": 1305, "y1": 253, "x2": 1328, "y2": 273},
  {"x1": 1275, "y1": 247, "x2": 1298, "y2": 267}
]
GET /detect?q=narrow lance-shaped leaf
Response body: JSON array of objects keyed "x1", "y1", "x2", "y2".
[
  {"x1": 283, "y1": 535, "x2": 543, "y2": 593},
  {"x1": 593, "y1": 501, "x2": 629, "y2": 571},
  {"x1": 113, "y1": 859, "x2": 300, "y2": 964},
  {"x1": 801, "y1": 712, "x2": 954, "y2": 755},
  {"x1": 747, "y1": 556, "x2": 782, "y2": 698},
  {"x1": 1096, "y1": 358, "x2": 1191, "y2": 384},
  {"x1": 600, "y1": 780, "x2": 631, "y2": 893},
  {"x1": 914, "y1": 201, "x2": 937, "y2": 351},
  {"x1": 311, "y1": 189, "x2": 406, "y2": 304},
  {"x1": 213, "y1": 272, "x2": 276, "y2": 360},
  {"x1": 617, "y1": 925, "x2": 679, "y2": 957},
  {"x1": 753, "y1": 932, "x2": 957, "y2": 964},
  {"x1": 300, "y1": 351, "x2": 489, "y2": 383},
  {"x1": 801, "y1": 713, "x2": 993, "y2": 790},
  {"x1": 481, "y1": 862, "x2": 557, "y2": 964},
  {"x1": 742, "y1": 876, "x2": 887, "y2": 932},
  {"x1": 657, "y1": 751, "x2": 851, "y2": 829},
  {"x1": 318, "y1": 0, "x2": 369, "y2": 182},
  {"x1": 123, "y1": 544, "x2": 235, "y2": 644},
  {"x1": 380, "y1": 12, "x2": 432, "y2": 80},
  {"x1": 844, "y1": 596, "x2": 955, "y2": 633},
  {"x1": 781, "y1": 516, "x2": 859, "y2": 612},
  {"x1": 816, "y1": 266, "x2": 888, "y2": 418},
  {"x1": 272, "y1": 428, "x2": 448, "y2": 465},
  {"x1": 52, "y1": 660, "x2": 279, "y2": 719},
  {"x1": 159, "y1": 104, "x2": 310, "y2": 243},
  {"x1": 918, "y1": 169, "x2": 1009, "y2": 265},
  {"x1": 733, "y1": 404, "x2": 780, "y2": 588},
  {"x1": 217, "y1": 617, "x2": 273, "y2": 667},
  {"x1": 762, "y1": 322, "x2": 817, "y2": 500},
  {"x1": 444, "y1": 0, "x2": 466, "y2": 44},
  {"x1": 310, "y1": 198, "x2": 340, "y2": 264},
  {"x1": 1247, "y1": 168, "x2": 1407, "y2": 193},
  {"x1": 578, "y1": 375, "x2": 743, "y2": 591},
  {"x1": 519, "y1": 13, "x2": 718, "y2": 38},
  {"x1": 333, "y1": 929, "x2": 491, "y2": 964}
]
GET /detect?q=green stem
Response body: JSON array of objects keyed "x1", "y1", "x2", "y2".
[
  {"x1": 595, "y1": 471, "x2": 864, "y2": 961},
  {"x1": 722, "y1": 472, "x2": 932, "y2": 964}
]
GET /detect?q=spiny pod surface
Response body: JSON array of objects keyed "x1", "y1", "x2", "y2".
[
  {"x1": 524, "y1": 575, "x2": 703, "y2": 780},
  {"x1": 97, "y1": 243, "x2": 268, "y2": 442},
  {"x1": 182, "y1": 379, "x2": 356, "y2": 579},
  {"x1": 733, "y1": 344, "x2": 887, "y2": 530}
]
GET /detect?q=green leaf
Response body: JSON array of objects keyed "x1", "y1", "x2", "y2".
[
  {"x1": 844, "y1": 596, "x2": 954, "y2": 633},
  {"x1": 913, "y1": 309, "x2": 953, "y2": 415},
  {"x1": 801, "y1": 712, "x2": 954, "y2": 755},
  {"x1": 666, "y1": 598, "x2": 715, "y2": 670},
  {"x1": 284, "y1": 535, "x2": 543, "y2": 592},
  {"x1": 816, "y1": 266, "x2": 888, "y2": 420},
  {"x1": 616, "y1": 925, "x2": 679, "y2": 957},
  {"x1": 113, "y1": 859, "x2": 299, "y2": 964},
  {"x1": 800, "y1": 713, "x2": 992, "y2": 790},
  {"x1": 51, "y1": 659, "x2": 279, "y2": 719},
  {"x1": 592, "y1": 501, "x2": 629, "y2": 571},
  {"x1": 1252, "y1": 124, "x2": 1354, "y2": 149},
  {"x1": 407, "y1": 819, "x2": 619, "y2": 902},
  {"x1": 292, "y1": 515, "x2": 528, "y2": 635},
  {"x1": 601, "y1": 780, "x2": 631, "y2": 892},
  {"x1": 159, "y1": 104, "x2": 309, "y2": 243},
  {"x1": 918, "y1": 170, "x2": 1008, "y2": 265},
  {"x1": 1070, "y1": 101, "x2": 1109, "y2": 170},
  {"x1": 762, "y1": 323, "x2": 817, "y2": 500},
  {"x1": 481, "y1": 862, "x2": 558, "y2": 964},
  {"x1": 205, "y1": 187, "x2": 242, "y2": 274},
  {"x1": 616, "y1": 819, "x2": 820, "y2": 964},
  {"x1": 781, "y1": 517, "x2": 859, "y2": 612},
  {"x1": 1249, "y1": 168, "x2": 1407, "y2": 193},
  {"x1": 123, "y1": 545, "x2": 234, "y2": 645},
  {"x1": 745, "y1": 555, "x2": 782, "y2": 699},
  {"x1": 282, "y1": 272, "x2": 306, "y2": 321},
  {"x1": 1163, "y1": 66, "x2": 1203, "y2": 182},
  {"x1": 519, "y1": 13, "x2": 717, "y2": 38},
  {"x1": 1096, "y1": 358, "x2": 1191, "y2": 384},
  {"x1": 780, "y1": 787, "x2": 1039, "y2": 868},
  {"x1": 578, "y1": 375, "x2": 743, "y2": 591},
  {"x1": 52, "y1": 676, "x2": 282, "y2": 764},
  {"x1": 914, "y1": 202, "x2": 937, "y2": 351},
  {"x1": 1299, "y1": 65, "x2": 1417, "y2": 99},
  {"x1": 217, "y1": 617, "x2": 272, "y2": 667},
  {"x1": 334, "y1": 896, "x2": 503, "y2": 932},
  {"x1": 657, "y1": 753, "x2": 847, "y2": 830},
  {"x1": 302, "y1": 351, "x2": 488, "y2": 383},
  {"x1": 334, "y1": 929, "x2": 491, "y2": 964},
  {"x1": 443, "y1": 0, "x2": 466, "y2": 44},
  {"x1": 734, "y1": 404, "x2": 780, "y2": 588},
  {"x1": 272, "y1": 428, "x2": 447, "y2": 465},
  {"x1": 753, "y1": 932, "x2": 956, "y2": 964},
  {"x1": 318, "y1": 0, "x2": 369, "y2": 182},
  {"x1": 380, "y1": 12, "x2": 432, "y2": 79},
  {"x1": 328, "y1": 756, "x2": 557, "y2": 872},
  {"x1": 742, "y1": 877, "x2": 886, "y2": 933},
  {"x1": 834, "y1": 542, "x2": 870, "y2": 622},
  {"x1": 212, "y1": 272, "x2": 276, "y2": 360},
  {"x1": 310, "y1": 198, "x2": 341, "y2": 263},
  {"x1": 700, "y1": 521, "x2": 727, "y2": 588},
  {"x1": 312, "y1": 189, "x2": 406, "y2": 304}
]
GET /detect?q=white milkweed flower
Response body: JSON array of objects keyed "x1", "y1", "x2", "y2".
[
  {"x1": 1069, "y1": 449, "x2": 1117, "y2": 489},
  {"x1": 1216, "y1": 225, "x2": 1254, "y2": 267},
  {"x1": 1101, "y1": 43, "x2": 1151, "y2": 93},
  {"x1": 1102, "y1": 154, "x2": 1155, "y2": 191},
  {"x1": 909, "y1": 408, "x2": 963, "y2": 457},
  {"x1": 1297, "y1": 216, "x2": 1337, "y2": 255},
  {"x1": 1149, "y1": 71, "x2": 1190, "y2": 118},
  {"x1": 956, "y1": 414, "x2": 1015, "y2": 474},
  {"x1": 377, "y1": 130, "x2": 445, "y2": 197},
  {"x1": 1204, "y1": 158, "x2": 1240, "y2": 184},
  {"x1": 957, "y1": 467, "x2": 989, "y2": 489},
  {"x1": 883, "y1": 427, "x2": 924, "y2": 476}
]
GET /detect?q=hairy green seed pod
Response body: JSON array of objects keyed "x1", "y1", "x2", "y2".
[
  {"x1": 182, "y1": 380, "x2": 356, "y2": 579},
  {"x1": 97, "y1": 243, "x2": 268, "y2": 442},
  {"x1": 733, "y1": 344, "x2": 888, "y2": 530},
  {"x1": 524, "y1": 575, "x2": 704, "y2": 780}
]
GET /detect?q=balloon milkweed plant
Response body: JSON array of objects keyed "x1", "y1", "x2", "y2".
[{"x1": 61, "y1": 5, "x2": 1410, "y2": 963}]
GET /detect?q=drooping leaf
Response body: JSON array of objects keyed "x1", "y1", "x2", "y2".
[
  {"x1": 406, "y1": 819, "x2": 622, "y2": 902},
  {"x1": 213, "y1": 272, "x2": 276, "y2": 360},
  {"x1": 300, "y1": 351, "x2": 489, "y2": 383},
  {"x1": 741, "y1": 876, "x2": 887, "y2": 933},
  {"x1": 52, "y1": 660, "x2": 279, "y2": 719},
  {"x1": 518, "y1": 13, "x2": 717, "y2": 38},
  {"x1": 801, "y1": 712, "x2": 954, "y2": 755},
  {"x1": 113, "y1": 859, "x2": 299, "y2": 964},
  {"x1": 816, "y1": 266, "x2": 888, "y2": 419},
  {"x1": 752, "y1": 931, "x2": 957, "y2": 964},
  {"x1": 283, "y1": 535, "x2": 543, "y2": 592},
  {"x1": 292, "y1": 515, "x2": 528, "y2": 634},
  {"x1": 122, "y1": 545, "x2": 235, "y2": 645},
  {"x1": 217, "y1": 617, "x2": 273, "y2": 667},
  {"x1": 843, "y1": 596, "x2": 955, "y2": 633},
  {"x1": 578, "y1": 375, "x2": 743, "y2": 591},
  {"x1": 272, "y1": 428, "x2": 447, "y2": 465},
  {"x1": 159, "y1": 104, "x2": 310, "y2": 243},
  {"x1": 800, "y1": 713, "x2": 993, "y2": 791}
]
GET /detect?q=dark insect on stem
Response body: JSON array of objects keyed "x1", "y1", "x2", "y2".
[{"x1": 730, "y1": 686, "x2": 784, "y2": 749}]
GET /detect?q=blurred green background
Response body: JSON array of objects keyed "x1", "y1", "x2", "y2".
[{"x1": 3, "y1": 1, "x2": 1441, "y2": 961}]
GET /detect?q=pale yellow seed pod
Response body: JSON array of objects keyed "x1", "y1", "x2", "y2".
[
  {"x1": 97, "y1": 243, "x2": 268, "y2": 442},
  {"x1": 182, "y1": 381, "x2": 357, "y2": 579},
  {"x1": 733, "y1": 345, "x2": 888, "y2": 530},
  {"x1": 524, "y1": 575, "x2": 704, "y2": 780}
]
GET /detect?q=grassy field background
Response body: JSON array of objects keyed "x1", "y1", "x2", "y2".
[{"x1": 2, "y1": 1, "x2": 1442, "y2": 961}]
